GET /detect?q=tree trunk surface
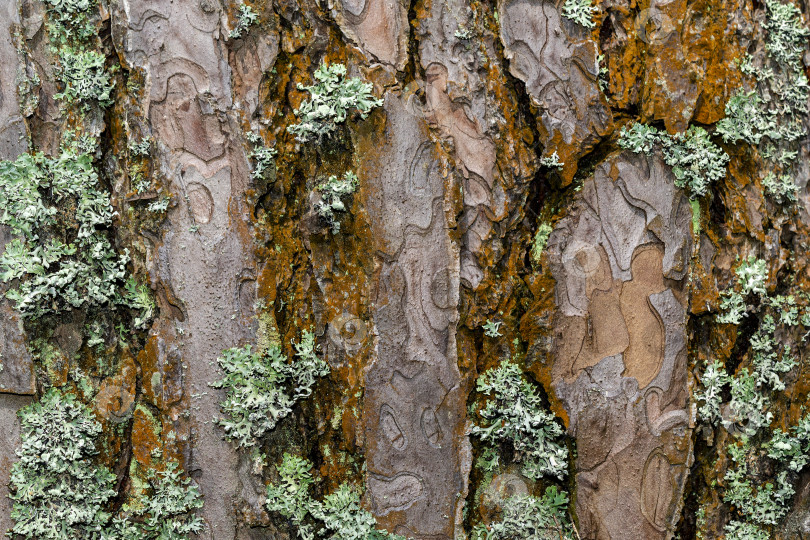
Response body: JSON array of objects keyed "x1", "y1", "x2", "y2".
[{"x1": 0, "y1": 0, "x2": 809, "y2": 538}]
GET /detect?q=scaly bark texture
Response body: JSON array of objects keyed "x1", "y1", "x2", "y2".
[{"x1": 2, "y1": 0, "x2": 810, "y2": 538}]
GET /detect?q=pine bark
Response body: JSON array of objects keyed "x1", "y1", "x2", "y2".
[{"x1": 1, "y1": 0, "x2": 809, "y2": 538}]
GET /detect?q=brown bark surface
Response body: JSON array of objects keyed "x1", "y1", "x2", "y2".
[{"x1": 1, "y1": 0, "x2": 810, "y2": 538}]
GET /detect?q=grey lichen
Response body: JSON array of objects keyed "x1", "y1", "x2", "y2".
[
  {"x1": 265, "y1": 453, "x2": 404, "y2": 540},
  {"x1": 228, "y1": 4, "x2": 258, "y2": 39},
  {"x1": 618, "y1": 123, "x2": 729, "y2": 198},
  {"x1": 0, "y1": 149, "x2": 128, "y2": 319},
  {"x1": 288, "y1": 63, "x2": 383, "y2": 143},
  {"x1": 315, "y1": 171, "x2": 358, "y2": 234},
  {"x1": 8, "y1": 389, "x2": 117, "y2": 539},
  {"x1": 209, "y1": 331, "x2": 329, "y2": 448},
  {"x1": 471, "y1": 487, "x2": 573, "y2": 539},
  {"x1": 471, "y1": 360, "x2": 568, "y2": 480},
  {"x1": 561, "y1": 0, "x2": 597, "y2": 29}
]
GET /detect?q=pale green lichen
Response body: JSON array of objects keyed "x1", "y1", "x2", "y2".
[
  {"x1": 720, "y1": 411, "x2": 810, "y2": 535},
  {"x1": 660, "y1": 126, "x2": 730, "y2": 197},
  {"x1": 470, "y1": 487, "x2": 573, "y2": 539},
  {"x1": 724, "y1": 439, "x2": 795, "y2": 526},
  {"x1": 288, "y1": 63, "x2": 383, "y2": 143},
  {"x1": 727, "y1": 368, "x2": 774, "y2": 435},
  {"x1": 128, "y1": 138, "x2": 151, "y2": 157},
  {"x1": 724, "y1": 520, "x2": 769, "y2": 540},
  {"x1": 483, "y1": 319, "x2": 503, "y2": 338},
  {"x1": 108, "y1": 462, "x2": 204, "y2": 539},
  {"x1": 768, "y1": 412, "x2": 810, "y2": 472},
  {"x1": 265, "y1": 453, "x2": 404, "y2": 540},
  {"x1": 476, "y1": 446, "x2": 500, "y2": 473},
  {"x1": 617, "y1": 122, "x2": 659, "y2": 154},
  {"x1": 531, "y1": 223, "x2": 553, "y2": 263},
  {"x1": 717, "y1": 0, "x2": 809, "y2": 215},
  {"x1": 43, "y1": 0, "x2": 99, "y2": 45},
  {"x1": 209, "y1": 331, "x2": 329, "y2": 448},
  {"x1": 717, "y1": 256, "x2": 768, "y2": 325},
  {"x1": 690, "y1": 199, "x2": 701, "y2": 235},
  {"x1": 228, "y1": 4, "x2": 258, "y2": 39},
  {"x1": 749, "y1": 314, "x2": 796, "y2": 391},
  {"x1": 54, "y1": 49, "x2": 114, "y2": 111},
  {"x1": 716, "y1": 91, "x2": 777, "y2": 145},
  {"x1": 0, "y1": 150, "x2": 128, "y2": 319},
  {"x1": 315, "y1": 171, "x2": 358, "y2": 234},
  {"x1": 763, "y1": 0, "x2": 809, "y2": 71},
  {"x1": 561, "y1": 0, "x2": 597, "y2": 29},
  {"x1": 147, "y1": 196, "x2": 171, "y2": 213},
  {"x1": 246, "y1": 132, "x2": 277, "y2": 181},
  {"x1": 696, "y1": 360, "x2": 729, "y2": 424},
  {"x1": 761, "y1": 172, "x2": 798, "y2": 203},
  {"x1": 619, "y1": 123, "x2": 729, "y2": 198},
  {"x1": 472, "y1": 360, "x2": 568, "y2": 480},
  {"x1": 8, "y1": 389, "x2": 117, "y2": 539},
  {"x1": 121, "y1": 276, "x2": 156, "y2": 330},
  {"x1": 539, "y1": 152, "x2": 564, "y2": 170}
]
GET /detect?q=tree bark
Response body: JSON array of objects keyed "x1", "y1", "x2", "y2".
[{"x1": 1, "y1": 0, "x2": 810, "y2": 538}]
